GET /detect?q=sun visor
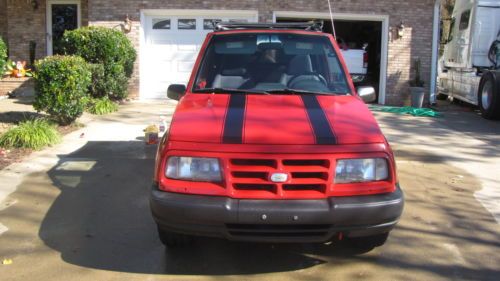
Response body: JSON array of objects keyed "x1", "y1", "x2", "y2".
[
  {"x1": 214, "y1": 38, "x2": 257, "y2": 54},
  {"x1": 284, "y1": 39, "x2": 323, "y2": 55}
]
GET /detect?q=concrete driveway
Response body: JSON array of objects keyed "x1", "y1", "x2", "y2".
[{"x1": 0, "y1": 101, "x2": 499, "y2": 281}]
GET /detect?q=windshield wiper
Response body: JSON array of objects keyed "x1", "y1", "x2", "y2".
[
  {"x1": 193, "y1": 88, "x2": 270, "y2": 95},
  {"x1": 264, "y1": 89, "x2": 336, "y2": 95}
]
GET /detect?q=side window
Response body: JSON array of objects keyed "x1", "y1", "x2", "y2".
[
  {"x1": 448, "y1": 17, "x2": 456, "y2": 43},
  {"x1": 178, "y1": 19, "x2": 196, "y2": 30},
  {"x1": 203, "y1": 19, "x2": 221, "y2": 30},
  {"x1": 459, "y1": 10, "x2": 471, "y2": 31},
  {"x1": 323, "y1": 45, "x2": 348, "y2": 92},
  {"x1": 152, "y1": 19, "x2": 171, "y2": 30}
]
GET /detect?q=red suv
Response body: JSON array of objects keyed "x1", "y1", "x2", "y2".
[{"x1": 150, "y1": 22, "x2": 404, "y2": 249}]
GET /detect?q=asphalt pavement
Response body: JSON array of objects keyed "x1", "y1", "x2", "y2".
[{"x1": 0, "y1": 101, "x2": 499, "y2": 281}]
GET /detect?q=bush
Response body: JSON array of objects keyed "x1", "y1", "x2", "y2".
[
  {"x1": 88, "y1": 63, "x2": 128, "y2": 99},
  {"x1": 86, "y1": 97, "x2": 118, "y2": 115},
  {"x1": 0, "y1": 36, "x2": 7, "y2": 74},
  {"x1": 87, "y1": 63, "x2": 105, "y2": 97},
  {"x1": 61, "y1": 27, "x2": 136, "y2": 99},
  {"x1": 34, "y1": 56, "x2": 91, "y2": 125},
  {"x1": 0, "y1": 119, "x2": 61, "y2": 150}
]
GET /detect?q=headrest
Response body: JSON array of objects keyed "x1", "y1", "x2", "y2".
[{"x1": 287, "y1": 55, "x2": 313, "y2": 75}]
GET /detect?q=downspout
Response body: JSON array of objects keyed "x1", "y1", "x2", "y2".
[{"x1": 430, "y1": 0, "x2": 441, "y2": 105}]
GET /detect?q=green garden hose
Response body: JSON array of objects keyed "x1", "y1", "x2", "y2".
[{"x1": 369, "y1": 105, "x2": 442, "y2": 117}]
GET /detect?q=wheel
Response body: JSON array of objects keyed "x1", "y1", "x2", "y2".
[
  {"x1": 157, "y1": 226, "x2": 193, "y2": 247},
  {"x1": 478, "y1": 71, "x2": 500, "y2": 120},
  {"x1": 346, "y1": 232, "x2": 389, "y2": 250}
]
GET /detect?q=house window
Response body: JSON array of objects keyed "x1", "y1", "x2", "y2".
[
  {"x1": 178, "y1": 19, "x2": 196, "y2": 30},
  {"x1": 459, "y1": 10, "x2": 471, "y2": 31},
  {"x1": 152, "y1": 19, "x2": 171, "y2": 30},
  {"x1": 204, "y1": 19, "x2": 221, "y2": 30}
]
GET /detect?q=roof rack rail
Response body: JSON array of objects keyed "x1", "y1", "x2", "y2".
[{"x1": 213, "y1": 20, "x2": 324, "y2": 32}]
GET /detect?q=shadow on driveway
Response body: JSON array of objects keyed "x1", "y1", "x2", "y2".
[
  {"x1": 39, "y1": 140, "x2": 367, "y2": 275},
  {"x1": 28, "y1": 140, "x2": 500, "y2": 279}
]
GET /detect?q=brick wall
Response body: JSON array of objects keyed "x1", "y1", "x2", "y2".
[
  {"x1": 0, "y1": 0, "x2": 7, "y2": 42},
  {"x1": 1, "y1": 0, "x2": 434, "y2": 104},
  {"x1": 5, "y1": 0, "x2": 89, "y2": 62},
  {"x1": 6, "y1": 0, "x2": 47, "y2": 62},
  {"x1": 87, "y1": 0, "x2": 435, "y2": 104},
  {"x1": 0, "y1": 77, "x2": 34, "y2": 96}
]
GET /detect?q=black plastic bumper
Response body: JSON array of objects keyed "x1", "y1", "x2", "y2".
[{"x1": 150, "y1": 184, "x2": 404, "y2": 243}]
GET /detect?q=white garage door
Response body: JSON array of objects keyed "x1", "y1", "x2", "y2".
[{"x1": 141, "y1": 11, "x2": 257, "y2": 99}]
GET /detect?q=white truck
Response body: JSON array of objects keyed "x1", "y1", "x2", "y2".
[
  {"x1": 438, "y1": 0, "x2": 500, "y2": 119},
  {"x1": 337, "y1": 38, "x2": 369, "y2": 84}
]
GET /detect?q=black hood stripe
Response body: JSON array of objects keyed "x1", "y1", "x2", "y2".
[
  {"x1": 222, "y1": 94, "x2": 246, "y2": 143},
  {"x1": 301, "y1": 95, "x2": 337, "y2": 144}
]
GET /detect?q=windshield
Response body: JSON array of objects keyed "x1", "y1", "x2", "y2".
[{"x1": 193, "y1": 33, "x2": 351, "y2": 95}]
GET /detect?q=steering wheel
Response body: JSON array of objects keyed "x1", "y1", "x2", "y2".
[{"x1": 287, "y1": 72, "x2": 328, "y2": 88}]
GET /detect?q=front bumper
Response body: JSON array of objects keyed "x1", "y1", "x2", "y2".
[{"x1": 150, "y1": 184, "x2": 404, "y2": 243}]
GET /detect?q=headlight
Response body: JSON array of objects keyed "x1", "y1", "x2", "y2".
[
  {"x1": 166, "y1": 157, "x2": 222, "y2": 182},
  {"x1": 335, "y1": 158, "x2": 388, "y2": 183}
]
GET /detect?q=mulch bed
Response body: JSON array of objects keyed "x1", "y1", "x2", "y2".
[
  {"x1": 0, "y1": 148, "x2": 32, "y2": 170},
  {"x1": 0, "y1": 122, "x2": 83, "y2": 171}
]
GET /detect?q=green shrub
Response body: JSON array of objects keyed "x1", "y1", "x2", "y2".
[
  {"x1": 87, "y1": 63, "x2": 106, "y2": 97},
  {"x1": 86, "y1": 97, "x2": 118, "y2": 115},
  {"x1": 34, "y1": 56, "x2": 91, "y2": 125},
  {"x1": 0, "y1": 36, "x2": 7, "y2": 74},
  {"x1": 87, "y1": 63, "x2": 128, "y2": 99},
  {"x1": 0, "y1": 119, "x2": 61, "y2": 150},
  {"x1": 61, "y1": 27, "x2": 137, "y2": 99}
]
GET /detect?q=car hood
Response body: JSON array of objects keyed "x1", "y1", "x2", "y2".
[{"x1": 168, "y1": 93, "x2": 385, "y2": 145}]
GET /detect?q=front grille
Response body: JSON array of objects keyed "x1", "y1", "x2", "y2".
[
  {"x1": 226, "y1": 224, "x2": 331, "y2": 239},
  {"x1": 282, "y1": 184, "x2": 326, "y2": 192},
  {"x1": 282, "y1": 159, "x2": 329, "y2": 167},
  {"x1": 291, "y1": 172, "x2": 328, "y2": 180},
  {"x1": 232, "y1": 171, "x2": 268, "y2": 180},
  {"x1": 228, "y1": 157, "x2": 332, "y2": 198},
  {"x1": 233, "y1": 183, "x2": 277, "y2": 192},
  {"x1": 231, "y1": 159, "x2": 277, "y2": 168}
]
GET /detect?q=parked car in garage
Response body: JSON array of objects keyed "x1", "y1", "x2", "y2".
[
  {"x1": 337, "y1": 37, "x2": 369, "y2": 84},
  {"x1": 150, "y1": 22, "x2": 404, "y2": 250}
]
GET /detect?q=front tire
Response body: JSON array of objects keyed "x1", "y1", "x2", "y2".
[
  {"x1": 346, "y1": 232, "x2": 389, "y2": 250},
  {"x1": 157, "y1": 226, "x2": 193, "y2": 247},
  {"x1": 478, "y1": 71, "x2": 500, "y2": 120}
]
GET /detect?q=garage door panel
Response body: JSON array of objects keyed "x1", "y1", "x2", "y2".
[
  {"x1": 142, "y1": 14, "x2": 256, "y2": 99},
  {"x1": 177, "y1": 44, "x2": 198, "y2": 51},
  {"x1": 174, "y1": 52, "x2": 198, "y2": 60},
  {"x1": 177, "y1": 61, "x2": 196, "y2": 72}
]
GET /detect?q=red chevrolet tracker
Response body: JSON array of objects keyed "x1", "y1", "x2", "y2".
[{"x1": 150, "y1": 22, "x2": 404, "y2": 250}]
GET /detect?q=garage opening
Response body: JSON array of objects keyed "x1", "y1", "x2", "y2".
[{"x1": 276, "y1": 17, "x2": 382, "y2": 102}]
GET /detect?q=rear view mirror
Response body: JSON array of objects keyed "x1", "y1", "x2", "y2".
[
  {"x1": 357, "y1": 86, "x2": 377, "y2": 103},
  {"x1": 167, "y1": 84, "x2": 186, "y2": 101}
]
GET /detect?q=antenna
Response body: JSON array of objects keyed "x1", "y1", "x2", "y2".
[{"x1": 327, "y1": 0, "x2": 337, "y2": 38}]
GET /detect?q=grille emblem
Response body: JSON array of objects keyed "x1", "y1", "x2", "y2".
[{"x1": 270, "y1": 173, "x2": 288, "y2": 183}]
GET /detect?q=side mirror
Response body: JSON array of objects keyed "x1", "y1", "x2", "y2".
[
  {"x1": 167, "y1": 84, "x2": 186, "y2": 101},
  {"x1": 357, "y1": 86, "x2": 377, "y2": 103}
]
